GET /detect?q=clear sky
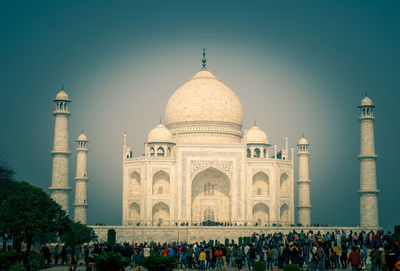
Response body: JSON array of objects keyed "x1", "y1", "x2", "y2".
[{"x1": 1, "y1": 0, "x2": 399, "y2": 231}]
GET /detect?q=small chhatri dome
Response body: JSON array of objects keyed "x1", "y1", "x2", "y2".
[
  {"x1": 77, "y1": 132, "x2": 88, "y2": 142},
  {"x1": 298, "y1": 136, "x2": 309, "y2": 145},
  {"x1": 246, "y1": 125, "x2": 269, "y2": 145},
  {"x1": 360, "y1": 96, "x2": 373, "y2": 106},
  {"x1": 55, "y1": 90, "x2": 70, "y2": 101},
  {"x1": 148, "y1": 124, "x2": 173, "y2": 143}
]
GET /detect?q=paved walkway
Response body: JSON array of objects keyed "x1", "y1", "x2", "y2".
[{"x1": 42, "y1": 265, "x2": 355, "y2": 271}]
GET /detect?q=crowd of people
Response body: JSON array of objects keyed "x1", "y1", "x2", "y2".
[{"x1": 32, "y1": 230, "x2": 400, "y2": 271}]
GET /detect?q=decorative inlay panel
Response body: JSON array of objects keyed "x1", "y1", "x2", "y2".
[{"x1": 191, "y1": 160, "x2": 233, "y2": 178}]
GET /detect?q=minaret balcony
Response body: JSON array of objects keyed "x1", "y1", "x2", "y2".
[
  {"x1": 49, "y1": 186, "x2": 72, "y2": 192},
  {"x1": 53, "y1": 110, "x2": 71, "y2": 116},
  {"x1": 357, "y1": 154, "x2": 378, "y2": 160},
  {"x1": 74, "y1": 177, "x2": 89, "y2": 181},
  {"x1": 51, "y1": 150, "x2": 71, "y2": 156},
  {"x1": 358, "y1": 189, "x2": 379, "y2": 194}
]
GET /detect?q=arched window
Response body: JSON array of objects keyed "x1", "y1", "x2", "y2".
[
  {"x1": 157, "y1": 147, "x2": 164, "y2": 156},
  {"x1": 167, "y1": 147, "x2": 171, "y2": 156},
  {"x1": 204, "y1": 208, "x2": 215, "y2": 221},
  {"x1": 150, "y1": 147, "x2": 155, "y2": 156},
  {"x1": 263, "y1": 149, "x2": 266, "y2": 158},
  {"x1": 204, "y1": 183, "x2": 215, "y2": 195},
  {"x1": 252, "y1": 172, "x2": 269, "y2": 196},
  {"x1": 152, "y1": 170, "x2": 170, "y2": 194},
  {"x1": 247, "y1": 148, "x2": 251, "y2": 158},
  {"x1": 254, "y1": 148, "x2": 260, "y2": 158}
]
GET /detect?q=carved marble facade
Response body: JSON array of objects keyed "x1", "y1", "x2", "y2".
[{"x1": 121, "y1": 67, "x2": 295, "y2": 227}]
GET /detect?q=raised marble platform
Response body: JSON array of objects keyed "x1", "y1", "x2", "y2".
[{"x1": 90, "y1": 225, "x2": 379, "y2": 244}]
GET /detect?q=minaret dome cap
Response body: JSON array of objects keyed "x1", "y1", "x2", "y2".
[
  {"x1": 360, "y1": 96, "x2": 374, "y2": 107},
  {"x1": 298, "y1": 137, "x2": 309, "y2": 145},
  {"x1": 77, "y1": 132, "x2": 88, "y2": 142},
  {"x1": 55, "y1": 90, "x2": 70, "y2": 101}
]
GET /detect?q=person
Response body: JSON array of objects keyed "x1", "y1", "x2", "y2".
[
  {"x1": 69, "y1": 251, "x2": 77, "y2": 271},
  {"x1": 198, "y1": 248, "x2": 206, "y2": 270},
  {"x1": 43, "y1": 246, "x2": 51, "y2": 266},
  {"x1": 349, "y1": 247, "x2": 361, "y2": 271},
  {"x1": 221, "y1": 244, "x2": 227, "y2": 269},
  {"x1": 186, "y1": 245, "x2": 194, "y2": 269},
  {"x1": 215, "y1": 246, "x2": 223, "y2": 271},
  {"x1": 61, "y1": 245, "x2": 67, "y2": 265},
  {"x1": 206, "y1": 247, "x2": 212, "y2": 270},
  {"x1": 311, "y1": 243, "x2": 318, "y2": 271},
  {"x1": 54, "y1": 245, "x2": 60, "y2": 265},
  {"x1": 380, "y1": 247, "x2": 388, "y2": 271},
  {"x1": 234, "y1": 245, "x2": 243, "y2": 270},
  {"x1": 272, "y1": 246, "x2": 280, "y2": 270},
  {"x1": 248, "y1": 244, "x2": 256, "y2": 269},
  {"x1": 361, "y1": 245, "x2": 368, "y2": 268},
  {"x1": 340, "y1": 244, "x2": 348, "y2": 269},
  {"x1": 333, "y1": 243, "x2": 340, "y2": 269},
  {"x1": 317, "y1": 243, "x2": 327, "y2": 271},
  {"x1": 369, "y1": 247, "x2": 381, "y2": 271},
  {"x1": 134, "y1": 247, "x2": 143, "y2": 271},
  {"x1": 290, "y1": 242, "x2": 300, "y2": 265},
  {"x1": 386, "y1": 245, "x2": 398, "y2": 271}
]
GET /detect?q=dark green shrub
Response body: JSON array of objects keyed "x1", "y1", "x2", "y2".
[
  {"x1": 283, "y1": 264, "x2": 300, "y2": 271},
  {"x1": 95, "y1": 251, "x2": 131, "y2": 271},
  {"x1": 0, "y1": 251, "x2": 22, "y2": 271},
  {"x1": 254, "y1": 261, "x2": 266, "y2": 271},
  {"x1": 139, "y1": 254, "x2": 178, "y2": 271},
  {"x1": 9, "y1": 262, "x2": 24, "y2": 271},
  {"x1": 28, "y1": 252, "x2": 45, "y2": 271}
]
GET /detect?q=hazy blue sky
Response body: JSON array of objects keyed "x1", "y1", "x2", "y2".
[{"x1": 1, "y1": 1, "x2": 399, "y2": 231}]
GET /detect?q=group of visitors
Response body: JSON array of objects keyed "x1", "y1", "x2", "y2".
[
  {"x1": 33, "y1": 229, "x2": 400, "y2": 271},
  {"x1": 124, "y1": 230, "x2": 400, "y2": 271}
]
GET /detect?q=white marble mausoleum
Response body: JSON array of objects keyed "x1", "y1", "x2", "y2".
[{"x1": 121, "y1": 66, "x2": 296, "y2": 228}]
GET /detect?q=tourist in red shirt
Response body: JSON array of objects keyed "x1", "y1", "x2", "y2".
[{"x1": 215, "y1": 247, "x2": 223, "y2": 271}]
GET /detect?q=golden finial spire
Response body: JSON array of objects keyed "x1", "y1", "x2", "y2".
[{"x1": 201, "y1": 48, "x2": 207, "y2": 69}]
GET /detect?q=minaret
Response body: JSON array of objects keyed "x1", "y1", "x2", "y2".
[
  {"x1": 49, "y1": 88, "x2": 71, "y2": 214},
  {"x1": 358, "y1": 95, "x2": 379, "y2": 228},
  {"x1": 73, "y1": 131, "x2": 89, "y2": 224},
  {"x1": 297, "y1": 136, "x2": 311, "y2": 226}
]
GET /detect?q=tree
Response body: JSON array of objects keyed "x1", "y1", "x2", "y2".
[
  {"x1": 1, "y1": 181, "x2": 71, "y2": 258},
  {"x1": 0, "y1": 164, "x2": 17, "y2": 250},
  {"x1": 60, "y1": 221, "x2": 97, "y2": 249}
]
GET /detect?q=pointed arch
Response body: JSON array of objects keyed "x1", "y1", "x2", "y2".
[
  {"x1": 152, "y1": 170, "x2": 170, "y2": 194},
  {"x1": 280, "y1": 203, "x2": 289, "y2": 222},
  {"x1": 157, "y1": 146, "x2": 164, "y2": 156},
  {"x1": 252, "y1": 203, "x2": 269, "y2": 224},
  {"x1": 254, "y1": 148, "x2": 260, "y2": 158},
  {"x1": 129, "y1": 171, "x2": 141, "y2": 196},
  {"x1": 252, "y1": 171, "x2": 269, "y2": 195},
  {"x1": 280, "y1": 173, "x2": 290, "y2": 197},
  {"x1": 149, "y1": 147, "x2": 155, "y2": 156},
  {"x1": 191, "y1": 167, "x2": 231, "y2": 223},
  {"x1": 129, "y1": 202, "x2": 140, "y2": 222},
  {"x1": 152, "y1": 201, "x2": 170, "y2": 226}
]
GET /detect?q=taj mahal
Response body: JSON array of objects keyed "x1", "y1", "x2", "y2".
[{"x1": 48, "y1": 51, "x2": 380, "y2": 243}]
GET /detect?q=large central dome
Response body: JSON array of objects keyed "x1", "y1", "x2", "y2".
[{"x1": 165, "y1": 69, "x2": 243, "y2": 143}]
